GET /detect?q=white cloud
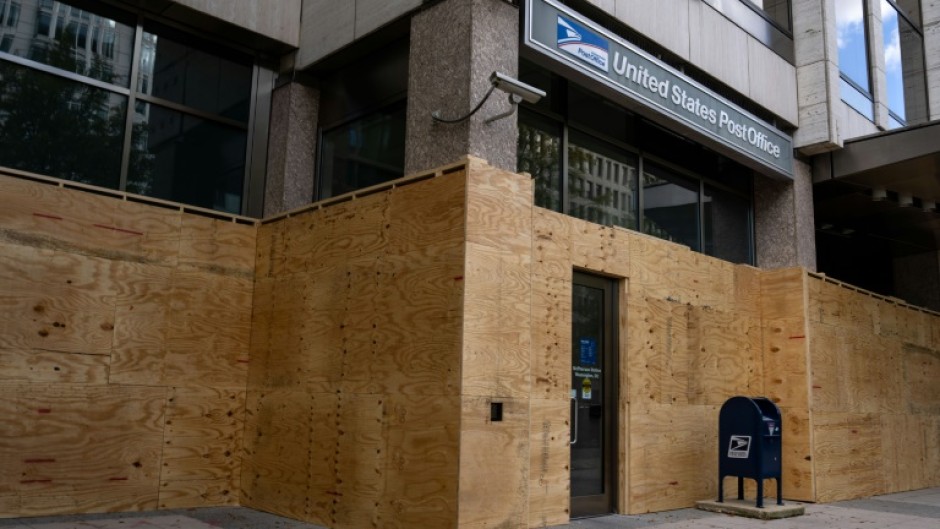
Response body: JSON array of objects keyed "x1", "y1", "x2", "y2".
[
  {"x1": 835, "y1": 0, "x2": 865, "y2": 49},
  {"x1": 884, "y1": 26, "x2": 901, "y2": 71}
]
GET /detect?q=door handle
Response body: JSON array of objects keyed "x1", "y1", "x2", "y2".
[{"x1": 570, "y1": 395, "x2": 578, "y2": 446}]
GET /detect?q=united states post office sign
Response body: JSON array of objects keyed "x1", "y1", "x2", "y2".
[{"x1": 523, "y1": 0, "x2": 794, "y2": 179}]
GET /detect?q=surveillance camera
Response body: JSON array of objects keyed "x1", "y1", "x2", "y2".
[{"x1": 490, "y1": 71, "x2": 546, "y2": 104}]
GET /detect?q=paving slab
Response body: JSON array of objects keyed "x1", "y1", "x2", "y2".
[{"x1": 695, "y1": 498, "x2": 805, "y2": 519}]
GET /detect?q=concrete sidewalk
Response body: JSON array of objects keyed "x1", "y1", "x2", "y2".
[{"x1": 0, "y1": 488, "x2": 938, "y2": 528}]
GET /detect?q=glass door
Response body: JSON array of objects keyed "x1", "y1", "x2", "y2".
[{"x1": 570, "y1": 272, "x2": 617, "y2": 517}]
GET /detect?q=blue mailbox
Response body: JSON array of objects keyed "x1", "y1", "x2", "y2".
[{"x1": 717, "y1": 396, "x2": 782, "y2": 508}]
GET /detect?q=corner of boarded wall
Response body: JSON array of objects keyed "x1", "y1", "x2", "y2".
[
  {"x1": 807, "y1": 275, "x2": 940, "y2": 502},
  {"x1": 240, "y1": 164, "x2": 469, "y2": 529},
  {"x1": 759, "y1": 267, "x2": 816, "y2": 502},
  {"x1": 0, "y1": 173, "x2": 256, "y2": 517},
  {"x1": 457, "y1": 159, "x2": 535, "y2": 529}
]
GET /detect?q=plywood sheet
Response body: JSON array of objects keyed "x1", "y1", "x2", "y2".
[
  {"x1": 812, "y1": 412, "x2": 884, "y2": 502},
  {"x1": 628, "y1": 404, "x2": 717, "y2": 514},
  {"x1": 0, "y1": 384, "x2": 165, "y2": 516},
  {"x1": 380, "y1": 395, "x2": 459, "y2": 529},
  {"x1": 530, "y1": 274, "x2": 571, "y2": 400},
  {"x1": 528, "y1": 398, "x2": 570, "y2": 528},
  {"x1": 458, "y1": 396, "x2": 529, "y2": 529}
]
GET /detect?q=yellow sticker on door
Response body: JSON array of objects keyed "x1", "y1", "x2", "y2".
[{"x1": 582, "y1": 377, "x2": 592, "y2": 400}]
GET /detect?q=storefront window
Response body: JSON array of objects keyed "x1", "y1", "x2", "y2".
[
  {"x1": 319, "y1": 104, "x2": 406, "y2": 199},
  {"x1": 568, "y1": 131, "x2": 637, "y2": 230},
  {"x1": 518, "y1": 110, "x2": 562, "y2": 212},
  {"x1": 835, "y1": 0, "x2": 874, "y2": 119},
  {"x1": 316, "y1": 40, "x2": 408, "y2": 200},
  {"x1": 642, "y1": 163, "x2": 700, "y2": 251},
  {"x1": 880, "y1": 0, "x2": 926, "y2": 128},
  {"x1": 517, "y1": 63, "x2": 754, "y2": 265},
  {"x1": 704, "y1": 184, "x2": 752, "y2": 264},
  {"x1": 0, "y1": 0, "x2": 265, "y2": 215}
]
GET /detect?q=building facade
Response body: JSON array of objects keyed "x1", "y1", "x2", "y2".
[{"x1": 1, "y1": 0, "x2": 939, "y2": 526}]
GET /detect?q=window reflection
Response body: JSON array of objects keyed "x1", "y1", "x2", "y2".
[
  {"x1": 835, "y1": 0, "x2": 873, "y2": 119},
  {"x1": 642, "y1": 163, "x2": 700, "y2": 251},
  {"x1": 518, "y1": 110, "x2": 562, "y2": 212},
  {"x1": 318, "y1": 104, "x2": 406, "y2": 199},
  {"x1": 704, "y1": 184, "x2": 751, "y2": 264},
  {"x1": 0, "y1": 0, "x2": 133, "y2": 85},
  {"x1": 129, "y1": 102, "x2": 246, "y2": 213},
  {"x1": 0, "y1": 60, "x2": 125, "y2": 187},
  {"x1": 746, "y1": 0, "x2": 791, "y2": 31},
  {"x1": 138, "y1": 27, "x2": 252, "y2": 123},
  {"x1": 568, "y1": 132, "x2": 638, "y2": 230},
  {"x1": 880, "y1": 0, "x2": 926, "y2": 128}
]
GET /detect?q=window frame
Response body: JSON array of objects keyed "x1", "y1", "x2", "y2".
[
  {"x1": 518, "y1": 81, "x2": 755, "y2": 265},
  {"x1": 0, "y1": 0, "x2": 273, "y2": 216},
  {"x1": 835, "y1": 0, "x2": 875, "y2": 120}
]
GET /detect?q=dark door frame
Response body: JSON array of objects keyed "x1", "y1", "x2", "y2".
[{"x1": 570, "y1": 271, "x2": 619, "y2": 518}]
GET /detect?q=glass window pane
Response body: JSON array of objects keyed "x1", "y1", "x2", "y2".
[
  {"x1": 881, "y1": 0, "x2": 927, "y2": 125},
  {"x1": 318, "y1": 104, "x2": 406, "y2": 199},
  {"x1": 0, "y1": 0, "x2": 134, "y2": 86},
  {"x1": 129, "y1": 102, "x2": 247, "y2": 214},
  {"x1": 642, "y1": 162, "x2": 700, "y2": 251},
  {"x1": 567, "y1": 132, "x2": 638, "y2": 229},
  {"x1": 835, "y1": 0, "x2": 870, "y2": 92},
  {"x1": 840, "y1": 77, "x2": 874, "y2": 119},
  {"x1": 0, "y1": 60, "x2": 125, "y2": 187},
  {"x1": 139, "y1": 27, "x2": 252, "y2": 123},
  {"x1": 703, "y1": 184, "x2": 751, "y2": 264},
  {"x1": 747, "y1": 0, "x2": 791, "y2": 31},
  {"x1": 518, "y1": 110, "x2": 562, "y2": 212}
]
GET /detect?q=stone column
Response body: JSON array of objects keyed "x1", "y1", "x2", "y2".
[
  {"x1": 792, "y1": 0, "x2": 843, "y2": 154},
  {"x1": 925, "y1": 0, "x2": 940, "y2": 120},
  {"x1": 405, "y1": 0, "x2": 520, "y2": 174},
  {"x1": 867, "y1": 0, "x2": 891, "y2": 129},
  {"x1": 754, "y1": 159, "x2": 818, "y2": 270},
  {"x1": 263, "y1": 80, "x2": 319, "y2": 216}
]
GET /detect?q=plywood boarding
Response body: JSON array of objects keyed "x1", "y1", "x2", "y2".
[
  {"x1": 0, "y1": 173, "x2": 256, "y2": 517},
  {"x1": 242, "y1": 167, "x2": 467, "y2": 529},
  {"x1": 523, "y1": 203, "x2": 790, "y2": 516},
  {"x1": 807, "y1": 275, "x2": 940, "y2": 500}
]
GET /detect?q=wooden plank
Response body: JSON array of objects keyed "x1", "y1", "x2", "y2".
[
  {"x1": 387, "y1": 168, "x2": 466, "y2": 255},
  {"x1": 380, "y1": 395, "x2": 460, "y2": 529},
  {"x1": 462, "y1": 243, "x2": 532, "y2": 399},
  {"x1": 162, "y1": 386, "x2": 244, "y2": 481},
  {"x1": 530, "y1": 274, "x2": 571, "y2": 400},
  {"x1": 528, "y1": 398, "x2": 570, "y2": 528},
  {"x1": 625, "y1": 297, "x2": 690, "y2": 406},
  {"x1": 0, "y1": 384, "x2": 165, "y2": 510},
  {"x1": 812, "y1": 412, "x2": 884, "y2": 502},
  {"x1": 903, "y1": 344, "x2": 940, "y2": 415},
  {"x1": 239, "y1": 388, "x2": 318, "y2": 522},
  {"x1": 109, "y1": 306, "x2": 166, "y2": 386},
  {"x1": 158, "y1": 479, "x2": 237, "y2": 509},
  {"x1": 807, "y1": 322, "x2": 848, "y2": 413},
  {"x1": 457, "y1": 396, "x2": 529, "y2": 529},
  {"x1": 880, "y1": 414, "x2": 927, "y2": 494},
  {"x1": 762, "y1": 317, "x2": 809, "y2": 409},
  {"x1": 0, "y1": 349, "x2": 109, "y2": 384},
  {"x1": 761, "y1": 268, "x2": 805, "y2": 321},
  {"x1": 179, "y1": 214, "x2": 256, "y2": 276},
  {"x1": 333, "y1": 394, "x2": 387, "y2": 529},
  {"x1": 532, "y1": 208, "x2": 572, "y2": 280},
  {"x1": 686, "y1": 307, "x2": 761, "y2": 405},
  {"x1": 466, "y1": 163, "x2": 532, "y2": 256},
  {"x1": 627, "y1": 403, "x2": 717, "y2": 514}
]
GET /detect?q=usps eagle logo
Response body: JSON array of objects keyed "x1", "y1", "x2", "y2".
[{"x1": 557, "y1": 15, "x2": 609, "y2": 72}]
